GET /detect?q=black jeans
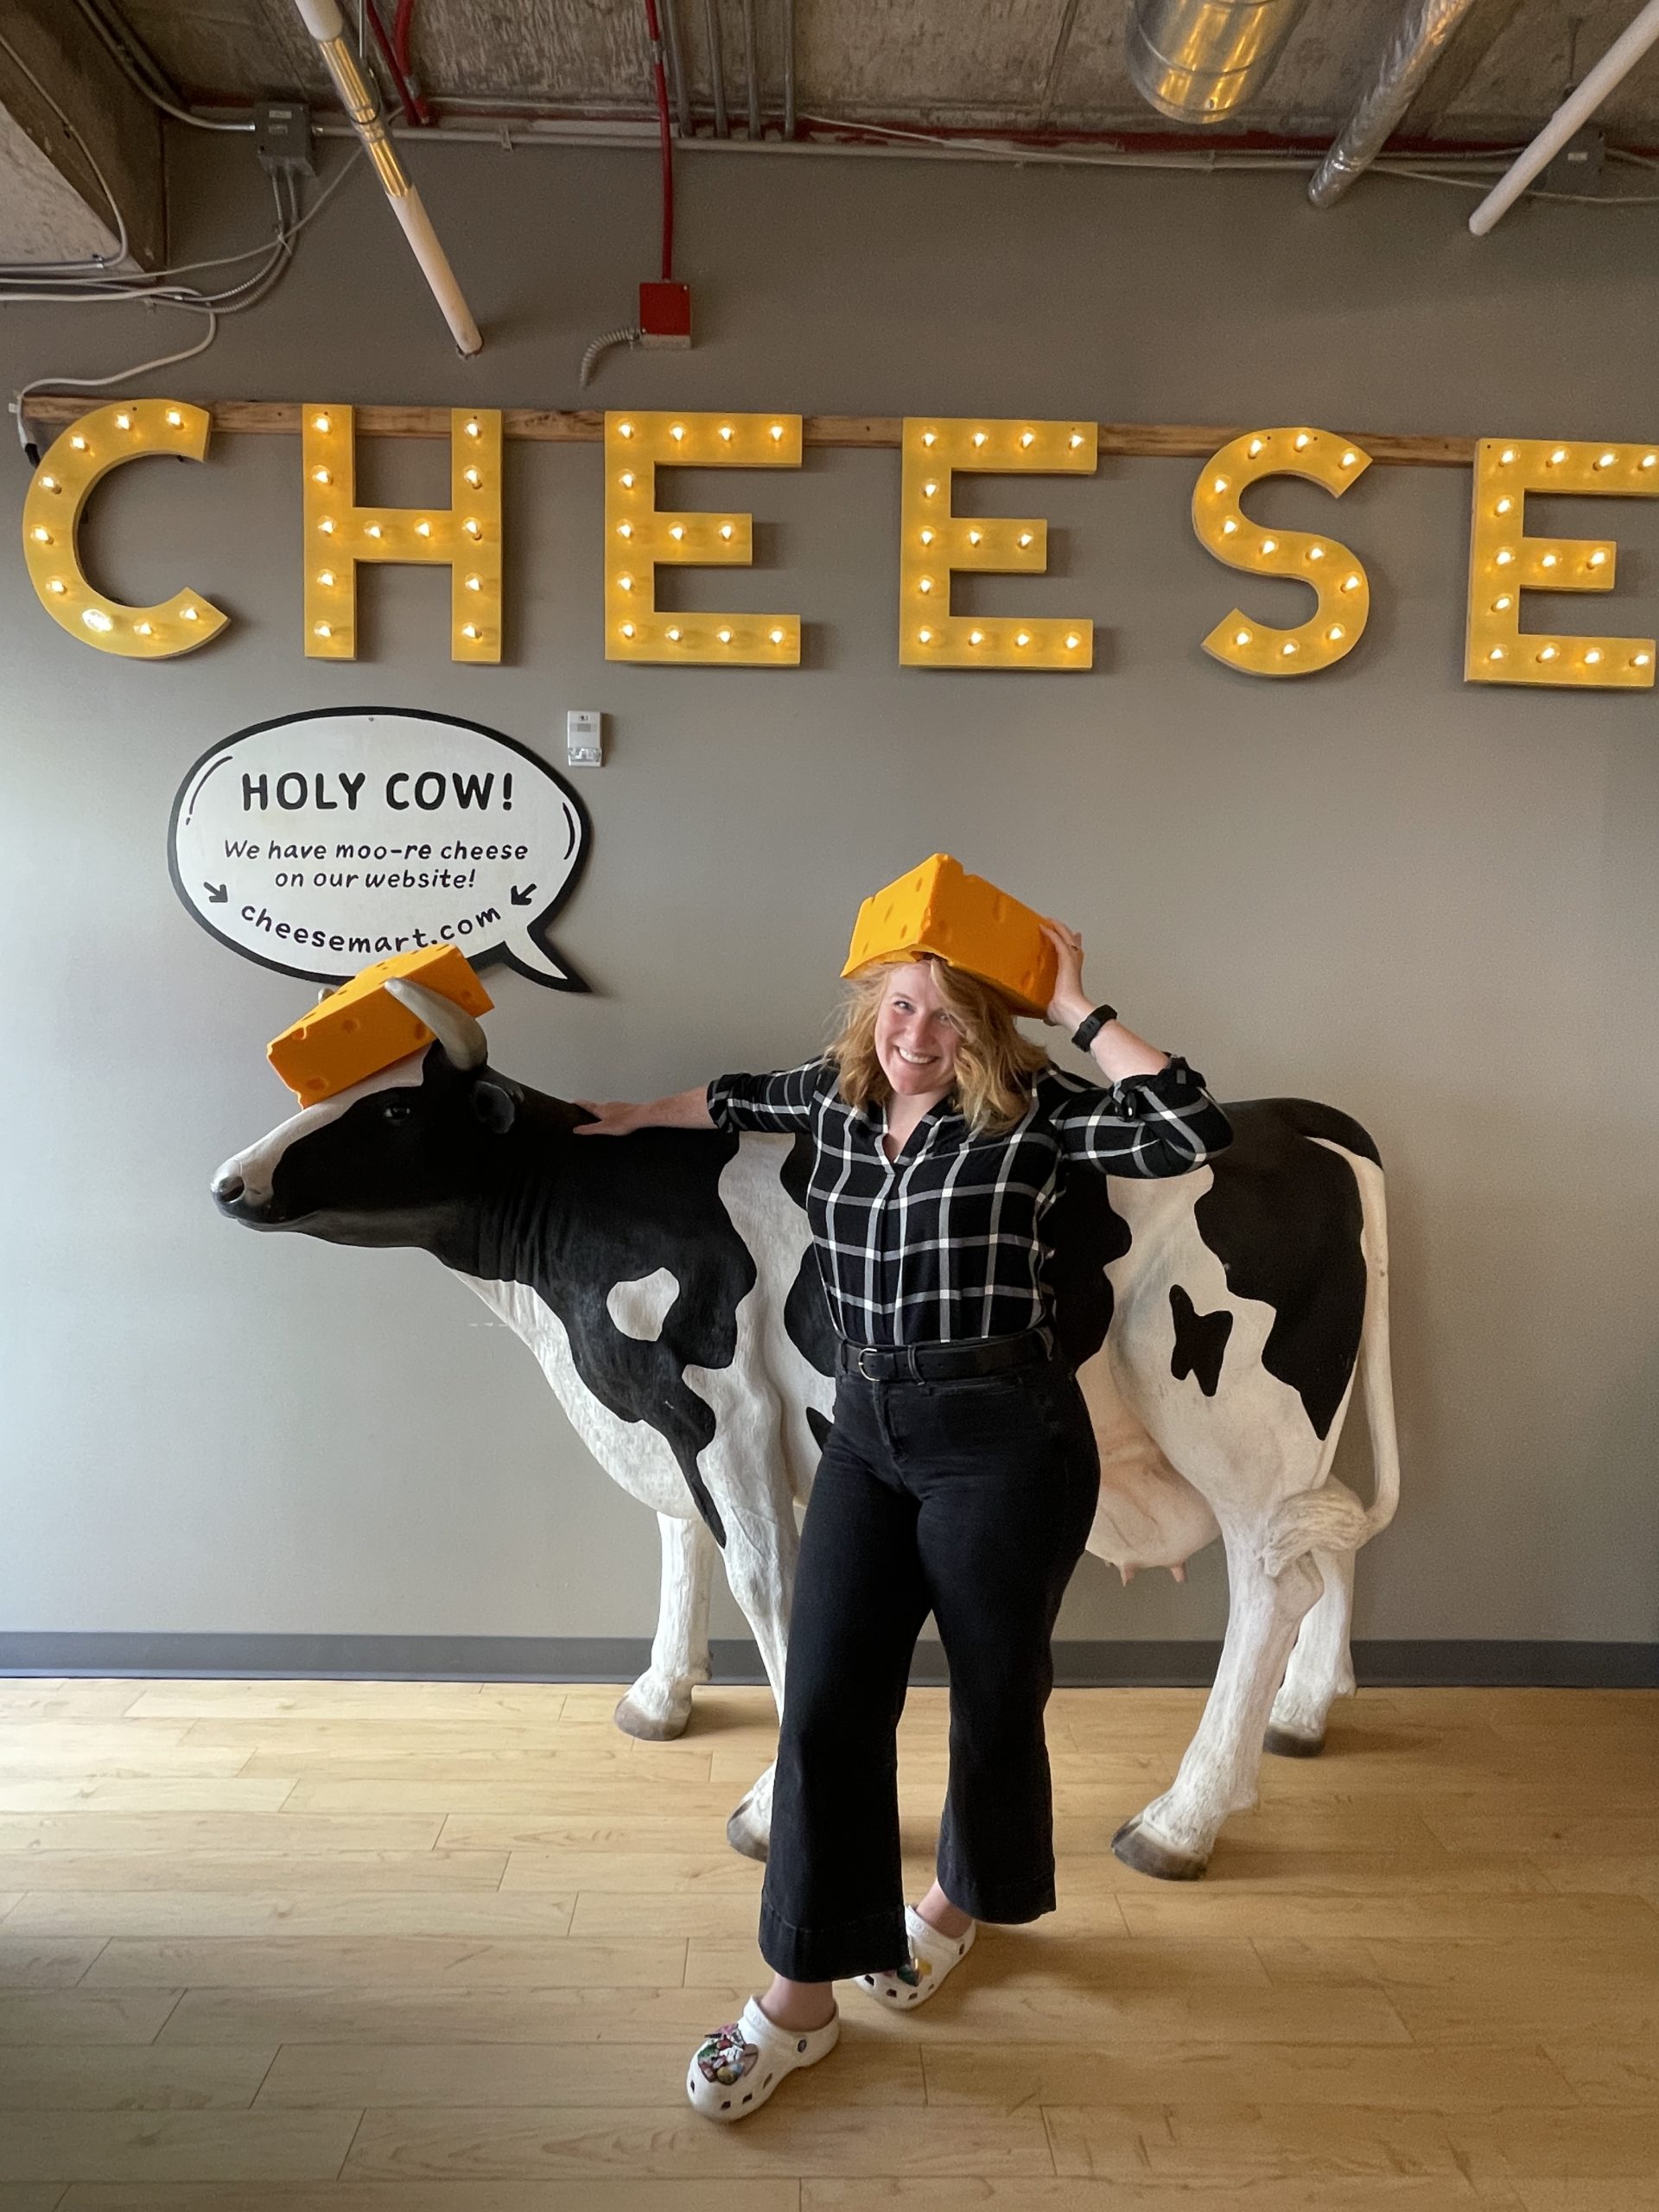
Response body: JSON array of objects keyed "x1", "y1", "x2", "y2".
[{"x1": 758, "y1": 1357, "x2": 1101, "y2": 1983}]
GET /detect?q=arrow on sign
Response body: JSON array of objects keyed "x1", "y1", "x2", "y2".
[
  {"x1": 510, "y1": 883, "x2": 537, "y2": 907},
  {"x1": 204, "y1": 882, "x2": 228, "y2": 905}
]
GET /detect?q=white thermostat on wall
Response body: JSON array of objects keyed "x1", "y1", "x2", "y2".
[{"x1": 566, "y1": 709, "x2": 603, "y2": 768}]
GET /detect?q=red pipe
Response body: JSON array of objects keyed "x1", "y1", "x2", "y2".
[
  {"x1": 642, "y1": 0, "x2": 675, "y2": 280},
  {"x1": 362, "y1": 0, "x2": 433, "y2": 126},
  {"x1": 394, "y1": 0, "x2": 416, "y2": 76}
]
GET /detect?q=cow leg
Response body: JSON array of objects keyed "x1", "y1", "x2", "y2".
[
  {"x1": 613, "y1": 1511, "x2": 716, "y2": 1744},
  {"x1": 1266, "y1": 1535, "x2": 1358, "y2": 1757},
  {"x1": 1113, "y1": 1529, "x2": 1323, "y2": 1879},
  {"x1": 713, "y1": 1497, "x2": 798, "y2": 1864}
]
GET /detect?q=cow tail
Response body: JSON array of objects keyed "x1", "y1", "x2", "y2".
[{"x1": 1261, "y1": 1153, "x2": 1401, "y2": 1577}]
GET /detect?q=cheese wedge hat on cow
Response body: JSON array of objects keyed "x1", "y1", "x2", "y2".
[{"x1": 841, "y1": 851, "x2": 1058, "y2": 1015}]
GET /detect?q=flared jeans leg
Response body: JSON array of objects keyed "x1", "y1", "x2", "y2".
[
  {"x1": 758, "y1": 1388, "x2": 928, "y2": 1982},
  {"x1": 757, "y1": 1363, "x2": 1100, "y2": 1983}
]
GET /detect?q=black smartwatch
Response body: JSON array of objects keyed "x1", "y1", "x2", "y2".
[{"x1": 1070, "y1": 1004, "x2": 1117, "y2": 1053}]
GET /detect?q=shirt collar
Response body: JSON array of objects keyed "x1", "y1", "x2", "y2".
[{"x1": 865, "y1": 1092, "x2": 965, "y2": 1148}]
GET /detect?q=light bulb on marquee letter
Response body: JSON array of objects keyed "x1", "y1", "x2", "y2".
[
  {"x1": 302, "y1": 405, "x2": 502, "y2": 662},
  {"x1": 899, "y1": 419, "x2": 1096, "y2": 669},
  {"x1": 1465, "y1": 438, "x2": 1658, "y2": 688},
  {"x1": 1192, "y1": 428, "x2": 1371, "y2": 677},
  {"x1": 22, "y1": 401, "x2": 227, "y2": 658},
  {"x1": 604, "y1": 412, "x2": 801, "y2": 664}
]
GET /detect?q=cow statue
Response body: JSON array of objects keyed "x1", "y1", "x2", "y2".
[{"x1": 212, "y1": 979, "x2": 1399, "y2": 1881}]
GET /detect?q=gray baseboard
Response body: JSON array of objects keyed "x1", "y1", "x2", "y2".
[{"x1": 1, "y1": 1633, "x2": 1655, "y2": 1687}]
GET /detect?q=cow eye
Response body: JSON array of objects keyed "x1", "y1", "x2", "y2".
[{"x1": 381, "y1": 1098, "x2": 415, "y2": 1122}]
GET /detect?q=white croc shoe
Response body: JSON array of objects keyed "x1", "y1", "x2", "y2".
[
  {"x1": 686, "y1": 1994, "x2": 840, "y2": 2121},
  {"x1": 857, "y1": 1904, "x2": 976, "y2": 2009}
]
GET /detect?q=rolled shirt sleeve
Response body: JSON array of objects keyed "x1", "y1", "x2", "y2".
[
  {"x1": 706, "y1": 1057, "x2": 836, "y2": 1135},
  {"x1": 1049, "y1": 1055, "x2": 1232, "y2": 1178}
]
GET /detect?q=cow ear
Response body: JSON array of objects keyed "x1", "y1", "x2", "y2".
[{"x1": 472, "y1": 1079, "x2": 518, "y2": 1135}]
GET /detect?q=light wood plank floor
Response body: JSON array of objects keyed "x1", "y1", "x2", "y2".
[{"x1": 0, "y1": 1678, "x2": 1653, "y2": 2209}]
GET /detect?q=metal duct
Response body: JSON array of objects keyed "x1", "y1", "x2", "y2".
[
  {"x1": 1127, "y1": 0, "x2": 1312, "y2": 124},
  {"x1": 1307, "y1": 0, "x2": 1481, "y2": 207}
]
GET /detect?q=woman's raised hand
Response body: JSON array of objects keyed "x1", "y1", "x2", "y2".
[{"x1": 1039, "y1": 920, "x2": 1092, "y2": 1031}]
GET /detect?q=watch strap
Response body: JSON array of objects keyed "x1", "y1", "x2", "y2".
[{"x1": 1070, "y1": 1004, "x2": 1117, "y2": 1053}]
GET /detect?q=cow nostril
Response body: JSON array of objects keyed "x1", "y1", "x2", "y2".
[{"x1": 214, "y1": 1175, "x2": 245, "y2": 1204}]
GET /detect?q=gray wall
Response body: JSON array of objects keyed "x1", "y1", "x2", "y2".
[{"x1": 3, "y1": 133, "x2": 1655, "y2": 1649}]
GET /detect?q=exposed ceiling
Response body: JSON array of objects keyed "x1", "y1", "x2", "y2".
[{"x1": 102, "y1": 0, "x2": 1659, "y2": 146}]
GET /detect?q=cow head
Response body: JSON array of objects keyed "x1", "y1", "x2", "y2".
[{"x1": 211, "y1": 980, "x2": 522, "y2": 1252}]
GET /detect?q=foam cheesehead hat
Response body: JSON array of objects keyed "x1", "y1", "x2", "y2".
[
  {"x1": 841, "y1": 854, "x2": 1057, "y2": 1018},
  {"x1": 265, "y1": 944, "x2": 494, "y2": 1105}
]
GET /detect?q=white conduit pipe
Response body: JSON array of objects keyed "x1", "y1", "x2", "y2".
[
  {"x1": 1468, "y1": 0, "x2": 1659, "y2": 235},
  {"x1": 291, "y1": 0, "x2": 481, "y2": 353}
]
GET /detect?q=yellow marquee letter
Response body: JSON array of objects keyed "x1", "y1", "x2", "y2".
[
  {"x1": 1192, "y1": 428, "x2": 1370, "y2": 676},
  {"x1": 302, "y1": 404, "x2": 501, "y2": 662},
  {"x1": 22, "y1": 401, "x2": 227, "y2": 658},
  {"x1": 1466, "y1": 438, "x2": 1659, "y2": 688},
  {"x1": 899, "y1": 418, "x2": 1096, "y2": 669},
  {"x1": 605, "y1": 410, "x2": 801, "y2": 664}
]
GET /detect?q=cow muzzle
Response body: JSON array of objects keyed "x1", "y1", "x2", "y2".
[{"x1": 212, "y1": 1170, "x2": 278, "y2": 1225}]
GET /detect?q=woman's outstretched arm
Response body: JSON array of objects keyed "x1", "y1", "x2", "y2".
[
  {"x1": 578, "y1": 1059, "x2": 833, "y2": 1138},
  {"x1": 574, "y1": 1086, "x2": 715, "y2": 1136}
]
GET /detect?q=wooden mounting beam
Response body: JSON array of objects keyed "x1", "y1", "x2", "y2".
[{"x1": 19, "y1": 396, "x2": 1480, "y2": 466}]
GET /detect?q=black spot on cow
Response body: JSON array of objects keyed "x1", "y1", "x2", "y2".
[
  {"x1": 1193, "y1": 1098, "x2": 1372, "y2": 1439},
  {"x1": 1042, "y1": 1162, "x2": 1130, "y2": 1372},
  {"x1": 1169, "y1": 1283, "x2": 1233, "y2": 1396},
  {"x1": 781, "y1": 1132, "x2": 837, "y2": 1381}
]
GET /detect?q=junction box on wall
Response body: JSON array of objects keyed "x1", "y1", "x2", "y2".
[{"x1": 639, "y1": 280, "x2": 691, "y2": 350}]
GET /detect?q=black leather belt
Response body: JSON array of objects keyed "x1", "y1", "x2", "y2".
[{"x1": 835, "y1": 1330, "x2": 1051, "y2": 1383}]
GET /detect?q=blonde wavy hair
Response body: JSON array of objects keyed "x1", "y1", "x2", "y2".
[{"x1": 828, "y1": 956, "x2": 1049, "y2": 1136}]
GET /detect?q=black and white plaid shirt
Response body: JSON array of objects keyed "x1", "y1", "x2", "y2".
[{"x1": 706, "y1": 1055, "x2": 1231, "y2": 1348}]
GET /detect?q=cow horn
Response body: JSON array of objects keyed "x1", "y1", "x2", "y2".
[{"x1": 385, "y1": 978, "x2": 487, "y2": 1071}]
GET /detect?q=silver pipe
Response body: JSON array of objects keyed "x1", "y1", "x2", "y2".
[
  {"x1": 660, "y1": 0, "x2": 692, "y2": 135},
  {"x1": 782, "y1": 0, "x2": 796, "y2": 137},
  {"x1": 309, "y1": 112, "x2": 1512, "y2": 172},
  {"x1": 1308, "y1": 0, "x2": 1481, "y2": 207},
  {"x1": 741, "y1": 0, "x2": 761, "y2": 136},
  {"x1": 1128, "y1": 0, "x2": 1312, "y2": 124},
  {"x1": 702, "y1": 0, "x2": 728, "y2": 135}
]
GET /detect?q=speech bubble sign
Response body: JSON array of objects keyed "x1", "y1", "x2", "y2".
[{"x1": 168, "y1": 707, "x2": 589, "y2": 989}]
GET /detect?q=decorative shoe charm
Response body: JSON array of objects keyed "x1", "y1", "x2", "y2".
[{"x1": 694, "y1": 2023, "x2": 758, "y2": 2088}]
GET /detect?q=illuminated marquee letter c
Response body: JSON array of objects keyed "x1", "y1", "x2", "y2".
[
  {"x1": 1192, "y1": 428, "x2": 1371, "y2": 676},
  {"x1": 22, "y1": 401, "x2": 227, "y2": 658}
]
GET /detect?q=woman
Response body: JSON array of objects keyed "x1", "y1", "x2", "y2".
[{"x1": 577, "y1": 920, "x2": 1230, "y2": 2119}]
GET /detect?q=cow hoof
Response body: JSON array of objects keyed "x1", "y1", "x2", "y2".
[
  {"x1": 726, "y1": 1801, "x2": 770, "y2": 1863},
  {"x1": 612, "y1": 1688, "x2": 692, "y2": 1742},
  {"x1": 1110, "y1": 1815, "x2": 1208, "y2": 1882},
  {"x1": 1263, "y1": 1723, "x2": 1325, "y2": 1758}
]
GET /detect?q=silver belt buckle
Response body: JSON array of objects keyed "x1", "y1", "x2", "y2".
[{"x1": 856, "y1": 1346, "x2": 881, "y2": 1380}]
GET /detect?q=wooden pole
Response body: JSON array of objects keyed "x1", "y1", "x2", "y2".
[{"x1": 18, "y1": 394, "x2": 1480, "y2": 467}]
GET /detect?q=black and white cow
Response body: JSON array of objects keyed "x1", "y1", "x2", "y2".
[{"x1": 213, "y1": 980, "x2": 1399, "y2": 1879}]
